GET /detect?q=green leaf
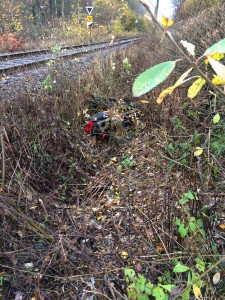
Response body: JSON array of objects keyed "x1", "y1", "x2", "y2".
[
  {"x1": 127, "y1": 283, "x2": 139, "y2": 299},
  {"x1": 191, "y1": 271, "x2": 202, "y2": 287},
  {"x1": 173, "y1": 263, "x2": 190, "y2": 273},
  {"x1": 159, "y1": 284, "x2": 176, "y2": 292},
  {"x1": 133, "y1": 61, "x2": 176, "y2": 97},
  {"x1": 199, "y1": 228, "x2": 206, "y2": 237},
  {"x1": 182, "y1": 286, "x2": 191, "y2": 300},
  {"x1": 204, "y1": 38, "x2": 225, "y2": 56},
  {"x1": 145, "y1": 282, "x2": 153, "y2": 295},
  {"x1": 195, "y1": 258, "x2": 205, "y2": 272},
  {"x1": 136, "y1": 274, "x2": 146, "y2": 292},
  {"x1": 179, "y1": 197, "x2": 188, "y2": 205},
  {"x1": 117, "y1": 165, "x2": 123, "y2": 171},
  {"x1": 175, "y1": 218, "x2": 181, "y2": 226},
  {"x1": 178, "y1": 223, "x2": 188, "y2": 238},
  {"x1": 184, "y1": 191, "x2": 195, "y2": 200},
  {"x1": 189, "y1": 222, "x2": 196, "y2": 232},
  {"x1": 213, "y1": 113, "x2": 221, "y2": 124},
  {"x1": 152, "y1": 286, "x2": 167, "y2": 300},
  {"x1": 125, "y1": 268, "x2": 136, "y2": 279},
  {"x1": 138, "y1": 294, "x2": 149, "y2": 300},
  {"x1": 196, "y1": 219, "x2": 203, "y2": 228}
]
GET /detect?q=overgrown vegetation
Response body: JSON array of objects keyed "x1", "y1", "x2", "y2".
[
  {"x1": 0, "y1": 1, "x2": 225, "y2": 300},
  {"x1": 0, "y1": 0, "x2": 148, "y2": 52}
]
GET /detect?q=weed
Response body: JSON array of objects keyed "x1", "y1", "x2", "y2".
[{"x1": 42, "y1": 74, "x2": 54, "y2": 91}]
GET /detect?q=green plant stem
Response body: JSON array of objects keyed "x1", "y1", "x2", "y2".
[
  {"x1": 173, "y1": 255, "x2": 225, "y2": 300},
  {"x1": 139, "y1": 0, "x2": 225, "y2": 99}
]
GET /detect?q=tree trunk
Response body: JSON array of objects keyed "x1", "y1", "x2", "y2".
[{"x1": 61, "y1": 0, "x2": 65, "y2": 18}]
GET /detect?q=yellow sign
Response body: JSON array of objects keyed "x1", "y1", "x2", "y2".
[{"x1": 87, "y1": 16, "x2": 93, "y2": 22}]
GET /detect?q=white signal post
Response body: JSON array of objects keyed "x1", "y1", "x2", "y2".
[
  {"x1": 86, "y1": 6, "x2": 93, "y2": 15},
  {"x1": 86, "y1": 5, "x2": 94, "y2": 42}
]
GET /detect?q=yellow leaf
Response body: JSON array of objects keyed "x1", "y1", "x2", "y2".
[
  {"x1": 193, "y1": 285, "x2": 202, "y2": 299},
  {"x1": 157, "y1": 68, "x2": 193, "y2": 104},
  {"x1": 31, "y1": 298, "x2": 36, "y2": 300},
  {"x1": 218, "y1": 224, "x2": 225, "y2": 230},
  {"x1": 188, "y1": 78, "x2": 206, "y2": 99},
  {"x1": 194, "y1": 147, "x2": 203, "y2": 157},
  {"x1": 175, "y1": 67, "x2": 193, "y2": 86},
  {"x1": 97, "y1": 215, "x2": 106, "y2": 221},
  {"x1": 212, "y1": 75, "x2": 225, "y2": 86},
  {"x1": 205, "y1": 53, "x2": 224, "y2": 65},
  {"x1": 157, "y1": 86, "x2": 174, "y2": 104},
  {"x1": 121, "y1": 251, "x2": 128, "y2": 259},
  {"x1": 211, "y1": 52, "x2": 224, "y2": 61},
  {"x1": 208, "y1": 58, "x2": 225, "y2": 81},
  {"x1": 140, "y1": 100, "x2": 149, "y2": 103},
  {"x1": 180, "y1": 40, "x2": 195, "y2": 56},
  {"x1": 161, "y1": 16, "x2": 174, "y2": 27}
]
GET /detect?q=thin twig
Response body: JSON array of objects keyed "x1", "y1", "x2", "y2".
[{"x1": 0, "y1": 110, "x2": 5, "y2": 191}]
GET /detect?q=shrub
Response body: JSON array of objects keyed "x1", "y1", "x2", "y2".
[{"x1": 0, "y1": 31, "x2": 24, "y2": 52}]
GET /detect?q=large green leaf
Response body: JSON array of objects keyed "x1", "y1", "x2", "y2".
[
  {"x1": 204, "y1": 38, "x2": 225, "y2": 56},
  {"x1": 133, "y1": 61, "x2": 176, "y2": 97},
  {"x1": 173, "y1": 263, "x2": 190, "y2": 273}
]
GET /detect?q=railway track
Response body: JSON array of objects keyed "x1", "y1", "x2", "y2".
[{"x1": 0, "y1": 37, "x2": 143, "y2": 74}]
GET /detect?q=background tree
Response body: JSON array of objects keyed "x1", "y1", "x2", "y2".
[{"x1": 173, "y1": 0, "x2": 222, "y2": 21}]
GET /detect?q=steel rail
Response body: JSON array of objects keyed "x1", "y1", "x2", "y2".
[
  {"x1": 0, "y1": 37, "x2": 143, "y2": 74},
  {"x1": 0, "y1": 37, "x2": 143, "y2": 60}
]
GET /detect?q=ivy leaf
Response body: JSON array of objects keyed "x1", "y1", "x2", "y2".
[
  {"x1": 213, "y1": 113, "x2": 220, "y2": 124},
  {"x1": 204, "y1": 38, "x2": 225, "y2": 56},
  {"x1": 133, "y1": 61, "x2": 176, "y2": 97},
  {"x1": 173, "y1": 263, "x2": 190, "y2": 273},
  {"x1": 208, "y1": 58, "x2": 225, "y2": 81},
  {"x1": 188, "y1": 78, "x2": 206, "y2": 99}
]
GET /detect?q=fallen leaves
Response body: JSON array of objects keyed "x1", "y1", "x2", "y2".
[{"x1": 194, "y1": 147, "x2": 203, "y2": 157}]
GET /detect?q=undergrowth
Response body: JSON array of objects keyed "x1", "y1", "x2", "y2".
[{"x1": 0, "y1": 5, "x2": 225, "y2": 300}]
